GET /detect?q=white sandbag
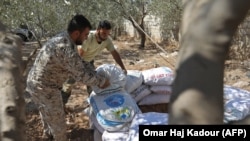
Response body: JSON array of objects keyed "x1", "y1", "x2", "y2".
[
  {"x1": 131, "y1": 84, "x2": 151, "y2": 102},
  {"x1": 124, "y1": 70, "x2": 143, "y2": 93},
  {"x1": 91, "y1": 64, "x2": 127, "y2": 95},
  {"x1": 224, "y1": 85, "x2": 250, "y2": 100},
  {"x1": 126, "y1": 112, "x2": 168, "y2": 141},
  {"x1": 138, "y1": 93, "x2": 171, "y2": 105},
  {"x1": 90, "y1": 109, "x2": 132, "y2": 133},
  {"x1": 224, "y1": 98, "x2": 250, "y2": 123},
  {"x1": 96, "y1": 113, "x2": 131, "y2": 132},
  {"x1": 89, "y1": 90, "x2": 140, "y2": 132},
  {"x1": 223, "y1": 85, "x2": 250, "y2": 123},
  {"x1": 90, "y1": 112, "x2": 105, "y2": 133},
  {"x1": 102, "y1": 130, "x2": 129, "y2": 141},
  {"x1": 150, "y1": 85, "x2": 172, "y2": 94},
  {"x1": 141, "y1": 67, "x2": 174, "y2": 86}
]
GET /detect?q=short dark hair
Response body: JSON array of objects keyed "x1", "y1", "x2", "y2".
[
  {"x1": 97, "y1": 20, "x2": 112, "y2": 30},
  {"x1": 67, "y1": 14, "x2": 92, "y2": 33}
]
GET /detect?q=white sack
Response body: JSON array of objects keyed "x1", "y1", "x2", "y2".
[
  {"x1": 89, "y1": 90, "x2": 140, "y2": 132},
  {"x1": 223, "y1": 85, "x2": 250, "y2": 123},
  {"x1": 150, "y1": 85, "x2": 172, "y2": 94},
  {"x1": 130, "y1": 84, "x2": 151, "y2": 102},
  {"x1": 142, "y1": 67, "x2": 174, "y2": 86},
  {"x1": 102, "y1": 130, "x2": 129, "y2": 141},
  {"x1": 124, "y1": 70, "x2": 143, "y2": 93},
  {"x1": 91, "y1": 64, "x2": 127, "y2": 95}
]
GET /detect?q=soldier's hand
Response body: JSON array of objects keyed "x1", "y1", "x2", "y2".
[{"x1": 98, "y1": 78, "x2": 110, "y2": 89}]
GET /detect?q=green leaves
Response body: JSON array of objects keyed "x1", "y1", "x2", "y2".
[{"x1": 0, "y1": 0, "x2": 182, "y2": 42}]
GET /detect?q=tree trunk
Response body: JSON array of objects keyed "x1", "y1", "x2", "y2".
[
  {"x1": 128, "y1": 16, "x2": 146, "y2": 49},
  {"x1": 113, "y1": 27, "x2": 118, "y2": 40},
  {"x1": 0, "y1": 22, "x2": 26, "y2": 141},
  {"x1": 169, "y1": 0, "x2": 250, "y2": 124},
  {"x1": 137, "y1": 20, "x2": 146, "y2": 49},
  {"x1": 139, "y1": 28, "x2": 146, "y2": 49}
]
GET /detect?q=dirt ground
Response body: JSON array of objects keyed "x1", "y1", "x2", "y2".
[{"x1": 23, "y1": 37, "x2": 250, "y2": 141}]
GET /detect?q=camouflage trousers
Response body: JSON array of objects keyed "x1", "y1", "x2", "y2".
[{"x1": 30, "y1": 86, "x2": 67, "y2": 141}]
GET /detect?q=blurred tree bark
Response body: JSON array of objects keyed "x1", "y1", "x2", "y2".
[{"x1": 0, "y1": 21, "x2": 26, "y2": 141}]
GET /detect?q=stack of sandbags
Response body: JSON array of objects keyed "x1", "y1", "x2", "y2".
[
  {"x1": 85, "y1": 64, "x2": 141, "y2": 141},
  {"x1": 124, "y1": 70, "x2": 144, "y2": 95},
  {"x1": 124, "y1": 66, "x2": 175, "y2": 106},
  {"x1": 123, "y1": 69, "x2": 152, "y2": 103},
  {"x1": 84, "y1": 64, "x2": 250, "y2": 141},
  {"x1": 100, "y1": 85, "x2": 250, "y2": 141}
]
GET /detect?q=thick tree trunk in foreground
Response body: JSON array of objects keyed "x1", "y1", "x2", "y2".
[
  {"x1": 169, "y1": 0, "x2": 250, "y2": 124},
  {"x1": 0, "y1": 22, "x2": 26, "y2": 141}
]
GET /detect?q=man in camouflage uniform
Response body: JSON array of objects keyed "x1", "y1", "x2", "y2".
[{"x1": 26, "y1": 14, "x2": 109, "y2": 141}]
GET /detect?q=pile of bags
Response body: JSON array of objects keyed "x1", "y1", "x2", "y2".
[
  {"x1": 124, "y1": 66, "x2": 250, "y2": 123},
  {"x1": 124, "y1": 66, "x2": 174, "y2": 106},
  {"x1": 87, "y1": 64, "x2": 140, "y2": 133},
  {"x1": 85, "y1": 64, "x2": 171, "y2": 141},
  {"x1": 224, "y1": 85, "x2": 250, "y2": 123},
  {"x1": 84, "y1": 64, "x2": 250, "y2": 141}
]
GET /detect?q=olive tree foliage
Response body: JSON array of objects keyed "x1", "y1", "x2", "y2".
[
  {"x1": 106, "y1": 0, "x2": 183, "y2": 48},
  {"x1": 150, "y1": 0, "x2": 182, "y2": 42},
  {"x1": 0, "y1": 0, "x2": 183, "y2": 45},
  {"x1": 73, "y1": 0, "x2": 125, "y2": 39},
  {"x1": 0, "y1": 0, "x2": 96, "y2": 38},
  {"x1": 1, "y1": 0, "x2": 78, "y2": 77},
  {"x1": 0, "y1": 0, "x2": 74, "y2": 39},
  {"x1": 0, "y1": 0, "x2": 125, "y2": 39},
  {"x1": 0, "y1": 0, "x2": 183, "y2": 47}
]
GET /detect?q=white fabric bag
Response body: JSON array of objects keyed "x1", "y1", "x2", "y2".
[
  {"x1": 223, "y1": 85, "x2": 250, "y2": 123},
  {"x1": 124, "y1": 70, "x2": 143, "y2": 93},
  {"x1": 102, "y1": 130, "x2": 129, "y2": 141},
  {"x1": 89, "y1": 90, "x2": 140, "y2": 132},
  {"x1": 142, "y1": 67, "x2": 174, "y2": 86},
  {"x1": 91, "y1": 64, "x2": 127, "y2": 95},
  {"x1": 130, "y1": 84, "x2": 151, "y2": 102},
  {"x1": 150, "y1": 85, "x2": 172, "y2": 95}
]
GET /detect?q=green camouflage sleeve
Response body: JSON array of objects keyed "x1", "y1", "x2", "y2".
[{"x1": 54, "y1": 36, "x2": 105, "y2": 87}]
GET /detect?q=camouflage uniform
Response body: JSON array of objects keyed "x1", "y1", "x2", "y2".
[
  {"x1": 26, "y1": 32, "x2": 105, "y2": 141},
  {"x1": 62, "y1": 60, "x2": 95, "y2": 97}
]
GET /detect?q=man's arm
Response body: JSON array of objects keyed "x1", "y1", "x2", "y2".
[
  {"x1": 111, "y1": 50, "x2": 127, "y2": 74},
  {"x1": 77, "y1": 45, "x2": 84, "y2": 57},
  {"x1": 56, "y1": 41, "x2": 108, "y2": 88}
]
